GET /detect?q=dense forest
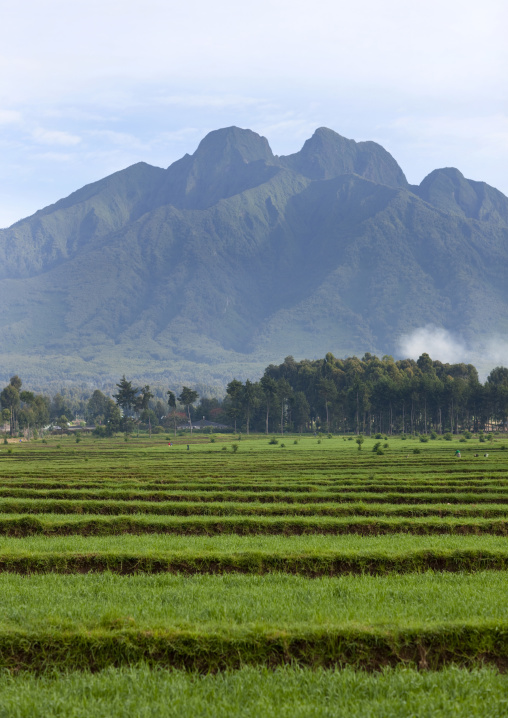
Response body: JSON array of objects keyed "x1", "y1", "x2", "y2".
[{"x1": 2, "y1": 353, "x2": 508, "y2": 437}]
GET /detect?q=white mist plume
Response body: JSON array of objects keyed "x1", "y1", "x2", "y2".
[
  {"x1": 397, "y1": 326, "x2": 467, "y2": 365},
  {"x1": 397, "y1": 327, "x2": 508, "y2": 380}
]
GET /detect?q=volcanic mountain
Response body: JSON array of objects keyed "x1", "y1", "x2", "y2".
[{"x1": 1, "y1": 126, "x2": 507, "y2": 385}]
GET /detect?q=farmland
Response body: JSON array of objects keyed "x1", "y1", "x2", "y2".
[{"x1": 0, "y1": 432, "x2": 507, "y2": 715}]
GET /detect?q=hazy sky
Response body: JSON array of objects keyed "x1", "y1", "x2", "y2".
[{"x1": 1, "y1": 0, "x2": 506, "y2": 228}]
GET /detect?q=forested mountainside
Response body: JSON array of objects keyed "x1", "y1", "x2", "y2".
[{"x1": 1, "y1": 126, "x2": 507, "y2": 386}]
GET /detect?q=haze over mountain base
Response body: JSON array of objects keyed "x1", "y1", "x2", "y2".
[{"x1": 1, "y1": 126, "x2": 507, "y2": 386}]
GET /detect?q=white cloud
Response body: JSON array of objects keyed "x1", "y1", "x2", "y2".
[
  {"x1": 32, "y1": 128, "x2": 81, "y2": 146},
  {"x1": 158, "y1": 95, "x2": 267, "y2": 110},
  {"x1": 0, "y1": 109, "x2": 22, "y2": 125},
  {"x1": 86, "y1": 130, "x2": 147, "y2": 151}
]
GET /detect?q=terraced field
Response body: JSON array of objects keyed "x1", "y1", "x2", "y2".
[{"x1": 0, "y1": 432, "x2": 507, "y2": 716}]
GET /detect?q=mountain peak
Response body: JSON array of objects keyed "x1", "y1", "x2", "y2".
[
  {"x1": 280, "y1": 127, "x2": 408, "y2": 188},
  {"x1": 194, "y1": 126, "x2": 274, "y2": 165},
  {"x1": 417, "y1": 167, "x2": 508, "y2": 225}
]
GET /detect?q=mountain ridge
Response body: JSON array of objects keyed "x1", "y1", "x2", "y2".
[{"x1": 0, "y1": 126, "x2": 507, "y2": 385}]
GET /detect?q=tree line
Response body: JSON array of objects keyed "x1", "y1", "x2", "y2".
[
  {"x1": 2, "y1": 353, "x2": 508, "y2": 437},
  {"x1": 221, "y1": 353, "x2": 508, "y2": 435}
]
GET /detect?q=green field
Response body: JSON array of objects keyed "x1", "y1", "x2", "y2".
[{"x1": 0, "y1": 432, "x2": 506, "y2": 714}]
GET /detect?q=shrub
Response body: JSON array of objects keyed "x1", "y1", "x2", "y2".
[
  {"x1": 317, "y1": 439, "x2": 321, "y2": 444},
  {"x1": 7, "y1": 448, "x2": 12, "y2": 454},
  {"x1": 419, "y1": 436, "x2": 428, "y2": 443},
  {"x1": 383, "y1": 442, "x2": 389, "y2": 448},
  {"x1": 280, "y1": 443, "x2": 285, "y2": 448},
  {"x1": 375, "y1": 433, "x2": 382, "y2": 439},
  {"x1": 463, "y1": 431, "x2": 473, "y2": 439},
  {"x1": 269, "y1": 438, "x2": 279, "y2": 445},
  {"x1": 75, "y1": 437, "x2": 81, "y2": 443},
  {"x1": 355, "y1": 436, "x2": 364, "y2": 451},
  {"x1": 459, "y1": 438, "x2": 467, "y2": 443},
  {"x1": 231, "y1": 444, "x2": 239, "y2": 453},
  {"x1": 2, "y1": 437, "x2": 7, "y2": 445},
  {"x1": 327, "y1": 433, "x2": 333, "y2": 439},
  {"x1": 443, "y1": 433, "x2": 453, "y2": 441},
  {"x1": 376, "y1": 448, "x2": 384, "y2": 455},
  {"x1": 221, "y1": 446, "x2": 227, "y2": 451},
  {"x1": 430, "y1": 431, "x2": 438, "y2": 440},
  {"x1": 293, "y1": 440, "x2": 298, "y2": 445},
  {"x1": 210, "y1": 438, "x2": 215, "y2": 443},
  {"x1": 479, "y1": 436, "x2": 486, "y2": 443},
  {"x1": 372, "y1": 442, "x2": 381, "y2": 453},
  {"x1": 401, "y1": 435, "x2": 407, "y2": 441},
  {"x1": 413, "y1": 447, "x2": 421, "y2": 454}
]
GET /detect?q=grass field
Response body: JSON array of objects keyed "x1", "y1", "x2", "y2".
[{"x1": 0, "y1": 431, "x2": 506, "y2": 714}]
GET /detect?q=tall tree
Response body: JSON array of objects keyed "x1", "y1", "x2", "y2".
[
  {"x1": 178, "y1": 387, "x2": 199, "y2": 434},
  {"x1": 225, "y1": 379, "x2": 243, "y2": 433},
  {"x1": 167, "y1": 390, "x2": 178, "y2": 437},
  {"x1": 0, "y1": 377, "x2": 21, "y2": 436},
  {"x1": 113, "y1": 376, "x2": 139, "y2": 418},
  {"x1": 260, "y1": 375, "x2": 278, "y2": 434},
  {"x1": 240, "y1": 380, "x2": 259, "y2": 435}
]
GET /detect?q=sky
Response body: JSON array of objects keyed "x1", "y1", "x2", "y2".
[{"x1": 0, "y1": 0, "x2": 507, "y2": 229}]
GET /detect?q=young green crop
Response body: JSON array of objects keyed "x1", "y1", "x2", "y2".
[
  {"x1": 0, "y1": 513, "x2": 505, "y2": 537},
  {"x1": 1, "y1": 532, "x2": 507, "y2": 554},
  {"x1": 0, "y1": 666, "x2": 506, "y2": 718},
  {"x1": 0, "y1": 571, "x2": 506, "y2": 631},
  {"x1": 0, "y1": 499, "x2": 507, "y2": 517}
]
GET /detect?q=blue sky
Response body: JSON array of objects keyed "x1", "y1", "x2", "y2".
[{"x1": 1, "y1": 0, "x2": 507, "y2": 228}]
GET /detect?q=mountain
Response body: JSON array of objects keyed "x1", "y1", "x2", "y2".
[{"x1": 0, "y1": 126, "x2": 507, "y2": 386}]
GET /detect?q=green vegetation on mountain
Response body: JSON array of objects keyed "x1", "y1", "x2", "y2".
[{"x1": 1, "y1": 126, "x2": 507, "y2": 384}]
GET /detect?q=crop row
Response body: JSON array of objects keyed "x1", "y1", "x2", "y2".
[
  {"x1": 2, "y1": 482, "x2": 508, "y2": 495},
  {"x1": 0, "y1": 624, "x2": 506, "y2": 672},
  {"x1": 2, "y1": 477, "x2": 508, "y2": 489},
  {"x1": 0, "y1": 666, "x2": 506, "y2": 718},
  {"x1": 0, "y1": 532, "x2": 504, "y2": 568},
  {"x1": 1, "y1": 499, "x2": 507, "y2": 516},
  {"x1": 0, "y1": 514, "x2": 506, "y2": 537},
  {"x1": 3, "y1": 571, "x2": 506, "y2": 628},
  {"x1": 0, "y1": 571, "x2": 506, "y2": 670},
  {"x1": 0, "y1": 489, "x2": 507, "y2": 503}
]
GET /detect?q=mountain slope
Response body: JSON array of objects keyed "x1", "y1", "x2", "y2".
[{"x1": 0, "y1": 126, "x2": 507, "y2": 385}]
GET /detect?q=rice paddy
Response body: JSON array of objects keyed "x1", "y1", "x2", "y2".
[{"x1": 0, "y1": 432, "x2": 506, "y2": 715}]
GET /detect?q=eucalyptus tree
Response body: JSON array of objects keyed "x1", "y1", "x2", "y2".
[
  {"x1": 178, "y1": 387, "x2": 199, "y2": 434},
  {"x1": 225, "y1": 379, "x2": 243, "y2": 433},
  {"x1": 276, "y1": 378, "x2": 293, "y2": 435},
  {"x1": 260, "y1": 375, "x2": 278, "y2": 434},
  {"x1": 0, "y1": 377, "x2": 21, "y2": 436},
  {"x1": 240, "y1": 380, "x2": 259, "y2": 435},
  {"x1": 167, "y1": 390, "x2": 177, "y2": 437}
]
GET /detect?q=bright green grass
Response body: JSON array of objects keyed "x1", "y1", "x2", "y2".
[
  {"x1": 0, "y1": 513, "x2": 505, "y2": 537},
  {"x1": 0, "y1": 499, "x2": 506, "y2": 517},
  {"x1": 0, "y1": 666, "x2": 506, "y2": 718},
  {"x1": 0, "y1": 533, "x2": 506, "y2": 555},
  {"x1": 1, "y1": 488, "x2": 507, "y2": 504},
  {"x1": 0, "y1": 572, "x2": 506, "y2": 631}
]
